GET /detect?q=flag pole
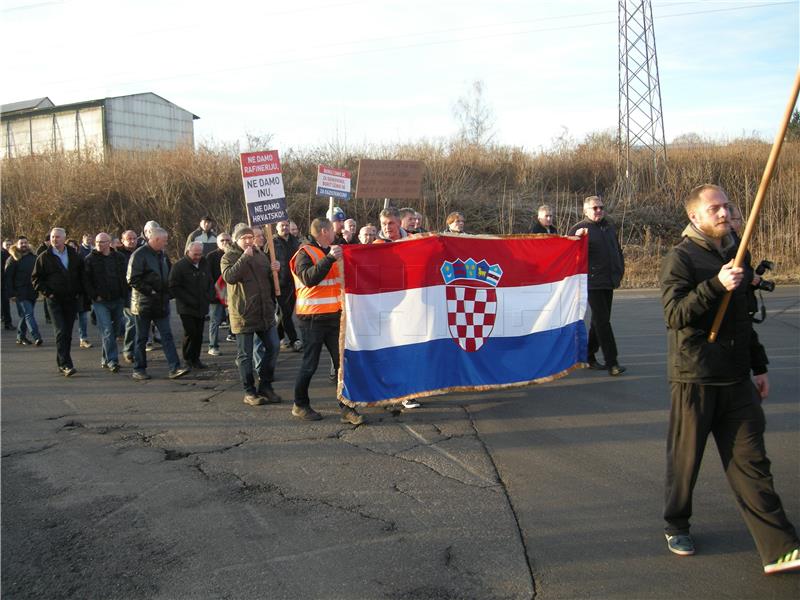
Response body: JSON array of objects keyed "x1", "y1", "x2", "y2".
[{"x1": 708, "y1": 68, "x2": 800, "y2": 342}]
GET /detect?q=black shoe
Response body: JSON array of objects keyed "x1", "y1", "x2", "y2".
[
  {"x1": 109, "y1": 363, "x2": 120, "y2": 373},
  {"x1": 190, "y1": 361, "x2": 209, "y2": 369},
  {"x1": 609, "y1": 364, "x2": 627, "y2": 376},
  {"x1": 60, "y1": 366, "x2": 77, "y2": 377},
  {"x1": 292, "y1": 405, "x2": 322, "y2": 421},
  {"x1": 16, "y1": 336, "x2": 32, "y2": 345},
  {"x1": 168, "y1": 366, "x2": 191, "y2": 379},
  {"x1": 34, "y1": 338, "x2": 43, "y2": 346},
  {"x1": 587, "y1": 357, "x2": 607, "y2": 370},
  {"x1": 4, "y1": 323, "x2": 15, "y2": 330},
  {"x1": 258, "y1": 388, "x2": 282, "y2": 404}
]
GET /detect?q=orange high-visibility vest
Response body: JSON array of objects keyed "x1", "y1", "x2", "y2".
[{"x1": 290, "y1": 245, "x2": 343, "y2": 315}]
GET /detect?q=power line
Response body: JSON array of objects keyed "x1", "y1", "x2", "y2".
[{"x1": 18, "y1": 1, "x2": 797, "y2": 96}]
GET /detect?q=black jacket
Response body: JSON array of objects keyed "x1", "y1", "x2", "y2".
[
  {"x1": 206, "y1": 248, "x2": 225, "y2": 303},
  {"x1": 273, "y1": 234, "x2": 301, "y2": 290},
  {"x1": 291, "y1": 236, "x2": 339, "y2": 322},
  {"x1": 85, "y1": 250, "x2": 128, "y2": 302},
  {"x1": 127, "y1": 244, "x2": 171, "y2": 319},
  {"x1": 568, "y1": 218, "x2": 624, "y2": 290},
  {"x1": 31, "y1": 246, "x2": 87, "y2": 305},
  {"x1": 4, "y1": 247, "x2": 38, "y2": 301},
  {"x1": 531, "y1": 222, "x2": 557, "y2": 234},
  {"x1": 660, "y1": 224, "x2": 768, "y2": 385},
  {"x1": 169, "y1": 256, "x2": 214, "y2": 318}
]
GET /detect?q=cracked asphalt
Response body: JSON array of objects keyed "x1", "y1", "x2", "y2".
[{"x1": 2, "y1": 288, "x2": 799, "y2": 599}]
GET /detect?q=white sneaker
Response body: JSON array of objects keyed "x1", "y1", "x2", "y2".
[
  {"x1": 402, "y1": 399, "x2": 421, "y2": 409},
  {"x1": 207, "y1": 347, "x2": 221, "y2": 356},
  {"x1": 764, "y1": 548, "x2": 800, "y2": 574}
]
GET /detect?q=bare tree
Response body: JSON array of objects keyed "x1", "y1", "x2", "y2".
[
  {"x1": 453, "y1": 80, "x2": 496, "y2": 146},
  {"x1": 245, "y1": 132, "x2": 274, "y2": 152}
]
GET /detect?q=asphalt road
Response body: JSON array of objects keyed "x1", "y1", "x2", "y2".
[{"x1": 2, "y1": 287, "x2": 798, "y2": 599}]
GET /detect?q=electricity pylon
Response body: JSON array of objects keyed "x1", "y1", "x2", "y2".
[{"x1": 618, "y1": 0, "x2": 667, "y2": 187}]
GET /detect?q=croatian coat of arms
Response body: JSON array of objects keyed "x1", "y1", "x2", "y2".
[{"x1": 440, "y1": 258, "x2": 503, "y2": 352}]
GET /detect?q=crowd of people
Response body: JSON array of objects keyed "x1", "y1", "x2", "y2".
[{"x1": 2, "y1": 188, "x2": 799, "y2": 574}]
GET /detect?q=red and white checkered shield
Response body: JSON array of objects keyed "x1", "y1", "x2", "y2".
[{"x1": 445, "y1": 284, "x2": 498, "y2": 352}]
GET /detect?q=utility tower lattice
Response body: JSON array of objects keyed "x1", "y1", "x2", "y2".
[{"x1": 618, "y1": 0, "x2": 667, "y2": 186}]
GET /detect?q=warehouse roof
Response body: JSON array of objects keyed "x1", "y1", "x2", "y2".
[{"x1": 1, "y1": 93, "x2": 199, "y2": 119}]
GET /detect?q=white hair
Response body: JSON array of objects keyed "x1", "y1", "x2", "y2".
[{"x1": 185, "y1": 240, "x2": 203, "y2": 254}]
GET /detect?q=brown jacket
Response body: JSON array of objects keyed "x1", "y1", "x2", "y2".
[{"x1": 220, "y1": 245, "x2": 276, "y2": 334}]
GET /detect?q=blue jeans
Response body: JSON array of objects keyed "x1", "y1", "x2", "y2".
[
  {"x1": 253, "y1": 335, "x2": 268, "y2": 372},
  {"x1": 208, "y1": 303, "x2": 225, "y2": 349},
  {"x1": 122, "y1": 308, "x2": 136, "y2": 356},
  {"x1": 133, "y1": 311, "x2": 180, "y2": 372},
  {"x1": 235, "y1": 328, "x2": 279, "y2": 394},
  {"x1": 78, "y1": 310, "x2": 89, "y2": 341},
  {"x1": 15, "y1": 299, "x2": 41, "y2": 341},
  {"x1": 94, "y1": 298, "x2": 124, "y2": 366}
]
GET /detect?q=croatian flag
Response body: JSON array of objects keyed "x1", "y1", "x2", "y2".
[{"x1": 339, "y1": 235, "x2": 588, "y2": 406}]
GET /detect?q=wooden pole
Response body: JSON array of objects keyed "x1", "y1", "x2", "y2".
[
  {"x1": 708, "y1": 68, "x2": 800, "y2": 342},
  {"x1": 263, "y1": 224, "x2": 281, "y2": 296},
  {"x1": 328, "y1": 196, "x2": 335, "y2": 218},
  {"x1": 383, "y1": 198, "x2": 390, "y2": 209}
]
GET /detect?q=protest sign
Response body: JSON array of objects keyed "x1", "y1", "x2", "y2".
[
  {"x1": 355, "y1": 159, "x2": 424, "y2": 200},
  {"x1": 239, "y1": 150, "x2": 288, "y2": 226},
  {"x1": 316, "y1": 165, "x2": 351, "y2": 200}
]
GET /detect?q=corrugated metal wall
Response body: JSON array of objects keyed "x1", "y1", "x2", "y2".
[
  {"x1": 1, "y1": 93, "x2": 194, "y2": 159},
  {"x1": 105, "y1": 93, "x2": 194, "y2": 151}
]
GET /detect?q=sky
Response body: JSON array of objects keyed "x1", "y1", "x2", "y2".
[{"x1": 2, "y1": 0, "x2": 798, "y2": 152}]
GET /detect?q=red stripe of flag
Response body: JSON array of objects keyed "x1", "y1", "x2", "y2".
[{"x1": 342, "y1": 235, "x2": 587, "y2": 295}]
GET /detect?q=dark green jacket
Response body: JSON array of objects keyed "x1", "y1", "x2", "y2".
[
  {"x1": 660, "y1": 224, "x2": 768, "y2": 385},
  {"x1": 221, "y1": 245, "x2": 276, "y2": 334}
]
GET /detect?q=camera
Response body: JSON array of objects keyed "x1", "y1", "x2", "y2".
[{"x1": 754, "y1": 260, "x2": 775, "y2": 292}]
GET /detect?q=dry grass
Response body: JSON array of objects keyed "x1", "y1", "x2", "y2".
[{"x1": 2, "y1": 137, "x2": 798, "y2": 287}]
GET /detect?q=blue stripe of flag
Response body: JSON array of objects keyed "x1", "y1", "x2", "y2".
[{"x1": 341, "y1": 320, "x2": 587, "y2": 404}]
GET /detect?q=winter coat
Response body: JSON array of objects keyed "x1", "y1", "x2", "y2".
[
  {"x1": 221, "y1": 245, "x2": 277, "y2": 334},
  {"x1": 169, "y1": 256, "x2": 214, "y2": 318},
  {"x1": 660, "y1": 224, "x2": 767, "y2": 385},
  {"x1": 568, "y1": 218, "x2": 624, "y2": 290},
  {"x1": 185, "y1": 228, "x2": 218, "y2": 256},
  {"x1": 273, "y1": 234, "x2": 301, "y2": 290},
  {"x1": 4, "y1": 246, "x2": 38, "y2": 301},
  {"x1": 531, "y1": 222, "x2": 557, "y2": 234},
  {"x1": 31, "y1": 246, "x2": 87, "y2": 305},
  {"x1": 85, "y1": 250, "x2": 128, "y2": 302},
  {"x1": 127, "y1": 244, "x2": 171, "y2": 319}
]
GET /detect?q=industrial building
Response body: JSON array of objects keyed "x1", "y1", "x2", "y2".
[{"x1": 0, "y1": 92, "x2": 199, "y2": 159}]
